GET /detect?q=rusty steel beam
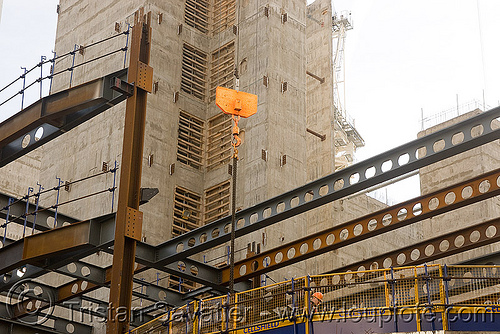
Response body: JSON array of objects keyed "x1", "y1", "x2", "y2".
[
  {"x1": 222, "y1": 167, "x2": 500, "y2": 283},
  {"x1": 0, "y1": 69, "x2": 128, "y2": 168},
  {"x1": 107, "y1": 9, "x2": 152, "y2": 334},
  {"x1": 328, "y1": 218, "x2": 500, "y2": 274},
  {"x1": 0, "y1": 220, "x2": 105, "y2": 276}
]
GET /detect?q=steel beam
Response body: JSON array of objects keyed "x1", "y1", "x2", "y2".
[
  {"x1": 0, "y1": 212, "x2": 223, "y2": 299},
  {"x1": 133, "y1": 241, "x2": 225, "y2": 292},
  {"x1": 53, "y1": 261, "x2": 107, "y2": 286},
  {"x1": 108, "y1": 10, "x2": 152, "y2": 333},
  {"x1": 223, "y1": 167, "x2": 500, "y2": 282},
  {"x1": 0, "y1": 69, "x2": 128, "y2": 168},
  {"x1": 154, "y1": 105, "x2": 500, "y2": 266},
  {"x1": 326, "y1": 218, "x2": 500, "y2": 274},
  {"x1": 0, "y1": 291, "x2": 93, "y2": 334},
  {"x1": 0, "y1": 318, "x2": 91, "y2": 334},
  {"x1": 0, "y1": 216, "x2": 113, "y2": 276}
]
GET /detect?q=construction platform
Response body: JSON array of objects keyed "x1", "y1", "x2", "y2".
[{"x1": 131, "y1": 264, "x2": 500, "y2": 334}]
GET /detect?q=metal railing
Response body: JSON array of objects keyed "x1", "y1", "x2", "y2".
[
  {"x1": 0, "y1": 27, "x2": 130, "y2": 117},
  {"x1": 131, "y1": 264, "x2": 500, "y2": 333},
  {"x1": 420, "y1": 99, "x2": 492, "y2": 131}
]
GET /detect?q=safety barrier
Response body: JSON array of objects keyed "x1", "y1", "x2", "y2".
[{"x1": 131, "y1": 264, "x2": 500, "y2": 334}]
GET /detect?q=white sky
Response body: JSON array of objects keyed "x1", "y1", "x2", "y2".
[
  {"x1": 1, "y1": 1, "x2": 499, "y2": 202},
  {"x1": 330, "y1": 0, "x2": 500, "y2": 161}
]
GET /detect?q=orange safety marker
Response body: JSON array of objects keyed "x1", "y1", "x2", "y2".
[{"x1": 215, "y1": 87, "x2": 257, "y2": 157}]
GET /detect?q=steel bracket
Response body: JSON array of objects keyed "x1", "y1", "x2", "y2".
[
  {"x1": 136, "y1": 61, "x2": 153, "y2": 92},
  {"x1": 126, "y1": 207, "x2": 143, "y2": 241},
  {"x1": 111, "y1": 77, "x2": 134, "y2": 97}
]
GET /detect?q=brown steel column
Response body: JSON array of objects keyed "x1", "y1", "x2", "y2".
[{"x1": 107, "y1": 9, "x2": 152, "y2": 334}]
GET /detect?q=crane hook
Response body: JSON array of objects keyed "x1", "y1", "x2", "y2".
[{"x1": 232, "y1": 115, "x2": 241, "y2": 157}]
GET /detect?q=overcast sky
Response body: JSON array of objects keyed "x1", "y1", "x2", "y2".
[
  {"x1": 1, "y1": 1, "x2": 499, "y2": 201},
  {"x1": 329, "y1": 0, "x2": 500, "y2": 161}
]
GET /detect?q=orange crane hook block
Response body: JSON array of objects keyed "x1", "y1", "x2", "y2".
[
  {"x1": 216, "y1": 86, "x2": 257, "y2": 152},
  {"x1": 215, "y1": 86, "x2": 258, "y2": 118}
]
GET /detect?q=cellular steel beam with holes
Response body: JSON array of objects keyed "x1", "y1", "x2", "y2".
[
  {"x1": 0, "y1": 69, "x2": 128, "y2": 168},
  {"x1": 153, "y1": 105, "x2": 500, "y2": 266},
  {"x1": 221, "y1": 168, "x2": 500, "y2": 283},
  {"x1": 0, "y1": 213, "x2": 221, "y2": 292},
  {"x1": 0, "y1": 318, "x2": 92, "y2": 334},
  {"x1": 326, "y1": 217, "x2": 500, "y2": 275}
]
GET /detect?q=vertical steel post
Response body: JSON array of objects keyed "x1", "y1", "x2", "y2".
[
  {"x1": 40, "y1": 56, "x2": 46, "y2": 99},
  {"x1": 20, "y1": 67, "x2": 27, "y2": 110},
  {"x1": 111, "y1": 160, "x2": 118, "y2": 212},
  {"x1": 54, "y1": 177, "x2": 64, "y2": 227},
  {"x1": 49, "y1": 51, "x2": 56, "y2": 94},
  {"x1": 390, "y1": 267, "x2": 397, "y2": 333},
  {"x1": 424, "y1": 264, "x2": 436, "y2": 331},
  {"x1": 22, "y1": 187, "x2": 34, "y2": 237},
  {"x1": 291, "y1": 277, "x2": 297, "y2": 334},
  {"x1": 440, "y1": 264, "x2": 449, "y2": 331},
  {"x1": 124, "y1": 24, "x2": 131, "y2": 69},
  {"x1": 305, "y1": 276, "x2": 310, "y2": 334},
  {"x1": 32, "y1": 183, "x2": 43, "y2": 235},
  {"x1": 414, "y1": 267, "x2": 421, "y2": 331},
  {"x1": 69, "y1": 44, "x2": 78, "y2": 87},
  {"x1": 107, "y1": 9, "x2": 151, "y2": 334},
  {"x1": 2, "y1": 198, "x2": 14, "y2": 245}
]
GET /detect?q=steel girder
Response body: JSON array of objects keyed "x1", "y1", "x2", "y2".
[
  {"x1": 0, "y1": 214, "x2": 222, "y2": 291},
  {"x1": 223, "y1": 167, "x2": 500, "y2": 282},
  {"x1": 153, "y1": 105, "x2": 500, "y2": 266},
  {"x1": 107, "y1": 10, "x2": 153, "y2": 334},
  {"x1": 0, "y1": 318, "x2": 91, "y2": 334},
  {"x1": 325, "y1": 218, "x2": 500, "y2": 274},
  {"x1": 0, "y1": 216, "x2": 113, "y2": 276},
  {"x1": 0, "y1": 295, "x2": 93, "y2": 334},
  {"x1": 0, "y1": 69, "x2": 128, "y2": 168}
]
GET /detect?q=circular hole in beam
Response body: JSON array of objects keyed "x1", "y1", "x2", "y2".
[
  {"x1": 275, "y1": 252, "x2": 283, "y2": 263},
  {"x1": 470, "y1": 230, "x2": 480, "y2": 243},
  {"x1": 439, "y1": 240, "x2": 450, "y2": 252},
  {"x1": 445, "y1": 192, "x2": 456, "y2": 205},
  {"x1": 365, "y1": 166, "x2": 376, "y2": 179},
  {"x1": 410, "y1": 249, "x2": 420, "y2": 261},
  {"x1": 326, "y1": 234, "x2": 335, "y2": 245},
  {"x1": 398, "y1": 153, "x2": 410, "y2": 166},
  {"x1": 461, "y1": 186, "x2": 473, "y2": 199},
  {"x1": 381, "y1": 160, "x2": 392, "y2": 173},
  {"x1": 34, "y1": 127, "x2": 44, "y2": 141},
  {"x1": 299, "y1": 243, "x2": 308, "y2": 254},
  {"x1": 22, "y1": 134, "x2": 31, "y2": 148},
  {"x1": 452, "y1": 132, "x2": 464, "y2": 145},
  {"x1": 479, "y1": 180, "x2": 491, "y2": 194},
  {"x1": 433, "y1": 139, "x2": 445, "y2": 152},
  {"x1": 416, "y1": 146, "x2": 427, "y2": 159},
  {"x1": 349, "y1": 173, "x2": 360, "y2": 185},
  {"x1": 367, "y1": 219, "x2": 377, "y2": 231},
  {"x1": 471, "y1": 124, "x2": 484, "y2": 138}
]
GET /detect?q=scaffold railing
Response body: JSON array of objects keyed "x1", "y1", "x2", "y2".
[{"x1": 130, "y1": 264, "x2": 500, "y2": 333}]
